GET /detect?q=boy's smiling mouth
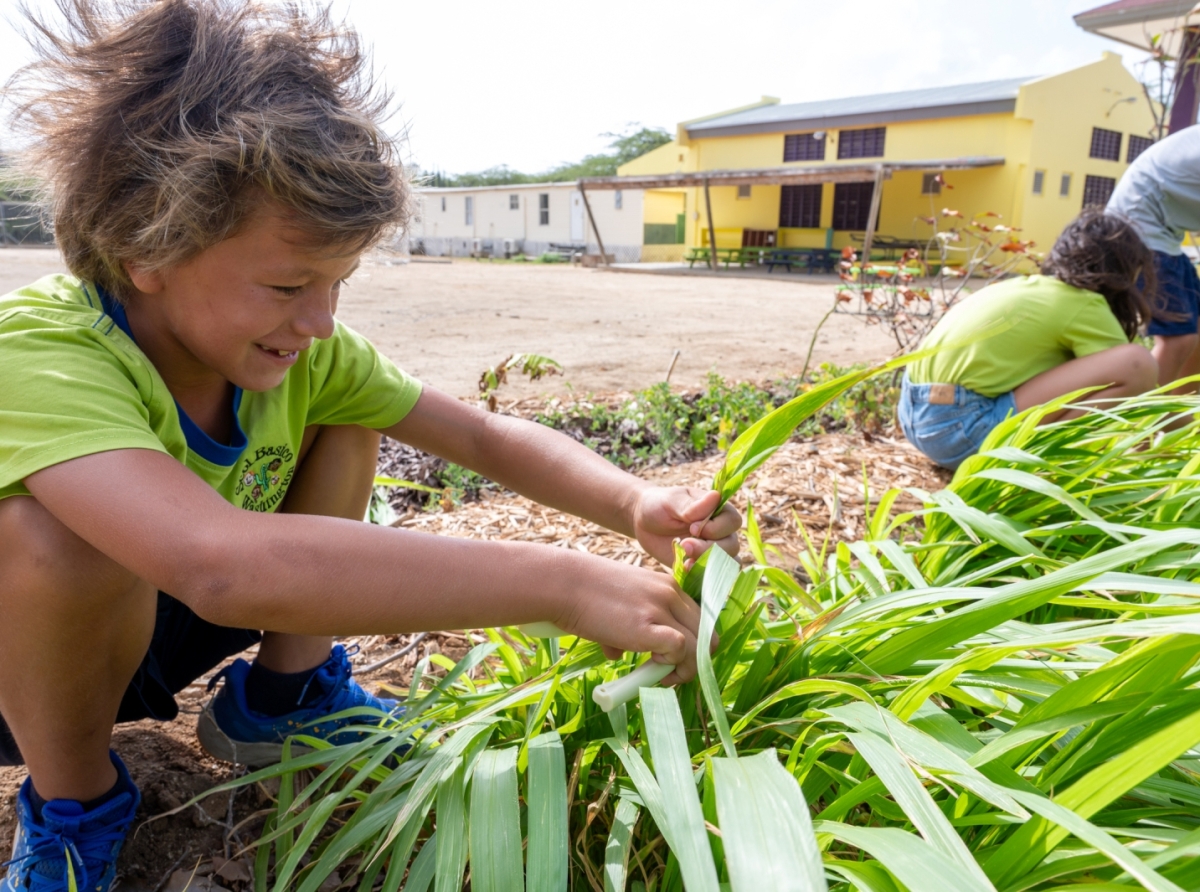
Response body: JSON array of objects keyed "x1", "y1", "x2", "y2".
[{"x1": 256, "y1": 343, "x2": 304, "y2": 362}]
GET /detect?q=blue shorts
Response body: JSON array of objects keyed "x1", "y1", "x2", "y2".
[
  {"x1": 1147, "y1": 251, "x2": 1200, "y2": 338},
  {"x1": 899, "y1": 375, "x2": 1017, "y2": 470}
]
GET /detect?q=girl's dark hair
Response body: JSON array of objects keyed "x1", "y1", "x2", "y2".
[
  {"x1": 1040, "y1": 209, "x2": 1157, "y2": 340},
  {"x1": 6, "y1": 0, "x2": 408, "y2": 300}
]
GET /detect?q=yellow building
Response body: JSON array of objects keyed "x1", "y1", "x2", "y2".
[{"x1": 612, "y1": 54, "x2": 1158, "y2": 263}]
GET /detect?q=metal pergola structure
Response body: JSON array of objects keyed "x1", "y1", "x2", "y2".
[{"x1": 575, "y1": 156, "x2": 1006, "y2": 271}]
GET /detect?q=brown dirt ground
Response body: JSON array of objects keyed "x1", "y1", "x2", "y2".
[
  {"x1": 0, "y1": 248, "x2": 931, "y2": 886},
  {"x1": 0, "y1": 248, "x2": 897, "y2": 399}
]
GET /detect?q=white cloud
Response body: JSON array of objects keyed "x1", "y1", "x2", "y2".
[{"x1": 0, "y1": 0, "x2": 1151, "y2": 172}]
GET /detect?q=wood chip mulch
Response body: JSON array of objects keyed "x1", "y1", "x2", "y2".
[{"x1": 389, "y1": 431, "x2": 949, "y2": 573}]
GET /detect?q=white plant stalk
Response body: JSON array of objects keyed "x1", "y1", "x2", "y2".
[{"x1": 593, "y1": 661, "x2": 675, "y2": 712}]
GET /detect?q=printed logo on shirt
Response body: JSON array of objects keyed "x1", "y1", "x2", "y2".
[{"x1": 234, "y1": 444, "x2": 296, "y2": 512}]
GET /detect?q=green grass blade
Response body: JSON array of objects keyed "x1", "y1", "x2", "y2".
[
  {"x1": 987, "y1": 703, "x2": 1200, "y2": 886},
  {"x1": 848, "y1": 733, "x2": 993, "y2": 891},
  {"x1": 468, "y1": 748, "x2": 524, "y2": 892},
  {"x1": 697, "y1": 547, "x2": 742, "y2": 757},
  {"x1": 813, "y1": 822, "x2": 994, "y2": 892},
  {"x1": 407, "y1": 833, "x2": 438, "y2": 892},
  {"x1": 1003, "y1": 789, "x2": 1187, "y2": 892},
  {"x1": 712, "y1": 749, "x2": 827, "y2": 892},
  {"x1": 640, "y1": 687, "x2": 720, "y2": 892},
  {"x1": 868, "y1": 529, "x2": 1200, "y2": 674},
  {"x1": 526, "y1": 732, "x2": 568, "y2": 892},
  {"x1": 434, "y1": 759, "x2": 467, "y2": 892},
  {"x1": 604, "y1": 798, "x2": 640, "y2": 892}
]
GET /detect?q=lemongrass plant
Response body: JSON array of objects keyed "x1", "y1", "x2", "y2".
[{"x1": 209, "y1": 378, "x2": 1200, "y2": 892}]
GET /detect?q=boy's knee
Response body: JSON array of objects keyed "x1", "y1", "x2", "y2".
[{"x1": 0, "y1": 496, "x2": 139, "y2": 590}]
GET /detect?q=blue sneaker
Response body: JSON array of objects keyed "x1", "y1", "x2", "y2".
[
  {"x1": 197, "y1": 645, "x2": 403, "y2": 766},
  {"x1": 2, "y1": 753, "x2": 139, "y2": 892}
]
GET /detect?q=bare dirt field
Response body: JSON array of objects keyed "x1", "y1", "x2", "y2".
[
  {"x1": 1, "y1": 248, "x2": 898, "y2": 398},
  {"x1": 0, "y1": 248, "x2": 929, "y2": 887}
]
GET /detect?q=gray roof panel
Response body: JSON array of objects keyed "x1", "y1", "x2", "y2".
[{"x1": 687, "y1": 76, "x2": 1037, "y2": 138}]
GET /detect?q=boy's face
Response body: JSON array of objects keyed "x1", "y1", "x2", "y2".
[{"x1": 127, "y1": 205, "x2": 362, "y2": 392}]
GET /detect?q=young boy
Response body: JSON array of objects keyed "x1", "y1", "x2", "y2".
[{"x1": 0, "y1": 2, "x2": 738, "y2": 888}]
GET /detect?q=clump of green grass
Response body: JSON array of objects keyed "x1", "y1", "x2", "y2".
[{"x1": 210, "y1": 367, "x2": 1200, "y2": 891}]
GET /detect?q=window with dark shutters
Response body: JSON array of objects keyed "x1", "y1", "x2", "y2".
[
  {"x1": 1127, "y1": 135, "x2": 1154, "y2": 163},
  {"x1": 1089, "y1": 128, "x2": 1122, "y2": 161},
  {"x1": 832, "y1": 182, "x2": 876, "y2": 229},
  {"x1": 837, "y1": 127, "x2": 886, "y2": 159},
  {"x1": 779, "y1": 184, "x2": 822, "y2": 228},
  {"x1": 1082, "y1": 175, "x2": 1116, "y2": 209},
  {"x1": 783, "y1": 133, "x2": 826, "y2": 162}
]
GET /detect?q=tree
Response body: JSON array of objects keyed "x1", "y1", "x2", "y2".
[{"x1": 428, "y1": 124, "x2": 673, "y2": 186}]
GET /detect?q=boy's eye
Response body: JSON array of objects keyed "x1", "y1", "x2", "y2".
[{"x1": 271, "y1": 285, "x2": 304, "y2": 296}]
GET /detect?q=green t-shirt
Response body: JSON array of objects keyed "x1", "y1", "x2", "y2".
[
  {"x1": 907, "y1": 275, "x2": 1128, "y2": 397},
  {"x1": 0, "y1": 274, "x2": 422, "y2": 509}
]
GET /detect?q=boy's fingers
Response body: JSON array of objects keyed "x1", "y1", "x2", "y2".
[
  {"x1": 676, "y1": 488, "x2": 721, "y2": 524},
  {"x1": 601, "y1": 644, "x2": 624, "y2": 660},
  {"x1": 689, "y1": 501, "x2": 741, "y2": 540},
  {"x1": 679, "y1": 534, "x2": 740, "y2": 561},
  {"x1": 646, "y1": 624, "x2": 688, "y2": 667}
]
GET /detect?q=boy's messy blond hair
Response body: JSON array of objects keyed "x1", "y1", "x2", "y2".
[{"x1": 9, "y1": 0, "x2": 407, "y2": 298}]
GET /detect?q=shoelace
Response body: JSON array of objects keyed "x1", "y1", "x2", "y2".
[
  {"x1": 297, "y1": 645, "x2": 358, "y2": 710},
  {"x1": 3, "y1": 816, "x2": 130, "y2": 892}
]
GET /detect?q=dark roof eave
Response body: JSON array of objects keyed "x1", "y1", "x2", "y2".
[
  {"x1": 686, "y1": 98, "x2": 1018, "y2": 139},
  {"x1": 581, "y1": 157, "x2": 1006, "y2": 191}
]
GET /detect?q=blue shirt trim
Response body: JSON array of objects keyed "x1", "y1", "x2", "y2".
[{"x1": 98, "y1": 286, "x2": 248, "y2": 467}]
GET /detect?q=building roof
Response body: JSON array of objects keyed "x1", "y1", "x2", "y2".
[
  {"x1": 580, "y1": 157, "x2": 1006, "y2": 191},
  {"x1": 685, "y1": 77, "x2": 1038, "y2": 139},
  {"x1": 1074, "y1": 0, "x2": 1199, "y2": 53}
]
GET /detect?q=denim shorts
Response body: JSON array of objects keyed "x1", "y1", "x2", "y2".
[
  {"x1": 1147, "y1": 250, "x2": 1200, "y2": 337},
  {"x1": 899, "y1": 374, "x2": 1017, "y2": 470}
]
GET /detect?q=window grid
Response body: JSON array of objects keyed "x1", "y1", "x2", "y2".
[
  {"x1": 1082, "y1": 174, "x2": 1117, "y2": 209},
  {"x1": 538, "y1": 193, "x2": 549, "y2": 226},
  {"x1": 837, "y1": 127, "x2": 886, "y2": 159},
  {"x1": 921, "y1": 173, "x2": 942, "y2": 195},
  {"x1": 509, "y1": 194, "x2": 519, "y2": 210},
  {"x1": 1089, "y1": 127, "x2": 1122, "y2": 161},
  {"x1": 832, "y1": 182, "x2": 876, "y2": 230},
  {"x1": 1060, "y1": 173, "x2": 1072, "y2": 197},
  {"x1": 737, "y1": 185, "x2": 752, "y2": 199},
  {"x1": 783, "y1": 132, "x2": 826, "y2": 162},
  {"x1": 614, "y1": 190, "x2": 623, "y2": 209},
  {"x1": 1032, "y1": 170, "x2": 1045, "y2": 195},
  {"x1": 1128, "y1": 135, "x2": 1154, "y2": 163},
  {"x1": 779, "y1": 184, "x2": 822, "y2": 228},
  {"x1": 464, "y1": 196, "x2": 473, "y2": 226}
]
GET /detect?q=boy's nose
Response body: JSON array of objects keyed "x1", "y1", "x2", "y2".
[{"x1": 293, "y1": 292, "x2": 336, "y2": 340}]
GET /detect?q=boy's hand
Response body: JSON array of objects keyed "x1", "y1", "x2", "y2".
[
  {"x1": 553, "y1": 553, "x2": 705, "y2": 685},
  {"x1": 632, "y1": 486, "x2": 741, "y2": 568}
]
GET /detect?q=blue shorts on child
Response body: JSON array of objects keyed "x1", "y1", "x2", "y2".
[{"x1": 898, "y1": 374, "x2": 1017, "y2": 470}]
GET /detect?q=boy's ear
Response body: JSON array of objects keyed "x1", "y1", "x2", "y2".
[{"x1": 124, "y1": 263, "x2": 166, "y2": 295}]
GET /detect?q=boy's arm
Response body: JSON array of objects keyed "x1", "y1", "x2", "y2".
[
  {"x1": 384, "y1": 388, "x2": 740, "y2": 566},
  {"x1": 25, "y1": 449, "x2": 703, "y2": 683}
]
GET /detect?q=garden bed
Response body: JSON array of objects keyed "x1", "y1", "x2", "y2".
[{"x1": 0, "y1": 429, "x2": 944, "y2": 889}]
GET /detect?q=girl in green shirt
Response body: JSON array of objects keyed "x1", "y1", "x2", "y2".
[{"x1": 901, "y1": 211, "x2": 1159, "y2": 469}]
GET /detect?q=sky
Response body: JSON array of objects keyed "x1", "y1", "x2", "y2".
[{"x1": 0, "y1": 0, "x2": 1157, "y2": 175}]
